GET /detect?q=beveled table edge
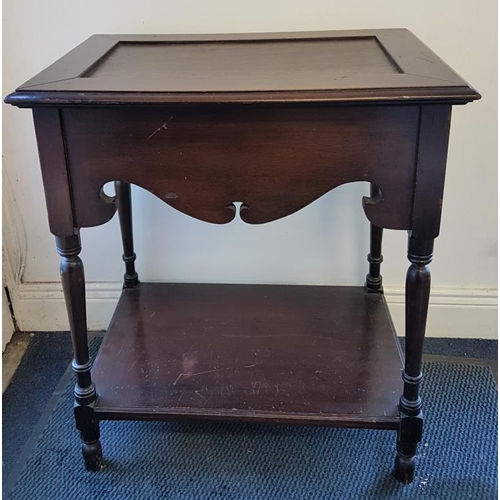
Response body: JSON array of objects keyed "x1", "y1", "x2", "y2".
[{"x1": 4, "y1": 87, "x2": 480, "y2": 108}]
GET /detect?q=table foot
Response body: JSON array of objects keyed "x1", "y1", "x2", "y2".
[
  {"x1": 393, "y1": 453, "x2": 415, "y2": 484},
  {"x1": 82, "y1": 439, "x2": 104, "y2": 471}
]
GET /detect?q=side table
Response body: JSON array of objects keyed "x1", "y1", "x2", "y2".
[{"x1": 5, "y1": 29, "x2": 480, "y2": 484}]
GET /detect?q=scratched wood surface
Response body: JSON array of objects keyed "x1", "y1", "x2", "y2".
[
  {"x1": 92, "y1": 283, "x2": 403, "y2": 428},
  {"x1": 60, "y1": 104, "x2": 419, "y2": 232},
  {"x1": 5, "y1": 29, "x2": 480, "y2": 106}
]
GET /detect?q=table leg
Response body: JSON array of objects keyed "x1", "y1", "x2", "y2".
[
  {"x1": 56, "y1": 232, "x2": 103, "y2": 471},
  {"x1": 394, "y1": 236, "x2": 433, "y2": 484},
  {"x1": 115, "y1": 181, "x2": 139, "y2": 287},
  {"x1": 366, "y1": 185, "x2": 383, "y2": 293}
]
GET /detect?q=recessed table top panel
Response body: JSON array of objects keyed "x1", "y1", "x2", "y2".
[
  {"x1": 5, "y1": 29, "x2": 480, "y2": 106},
  {"x1": 84, "y1": 38, "x2": 399, "y2": 89}
]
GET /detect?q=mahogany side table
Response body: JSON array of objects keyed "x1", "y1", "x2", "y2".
[{"x1": 5, "y1": 29, "x2": 479, "y2": 484}]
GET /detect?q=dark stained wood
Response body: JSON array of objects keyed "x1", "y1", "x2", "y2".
[
  {"x1": 366, "y1": 184, "x2": 384, "y2": 292},
  {"x1": 20, "y1": 35, "x2": 117, "y2": 89},
  {"x1": 55, "y1": 232, "x2": 103, "y2": 471},
  {"x1": 32, "y1": 108, "x2": 75, "y2": 237},
  {"x1": 4, "y1": 30, "x2": 480, "y2": 107},
  {"x1": 6, "y1": 87, "x2": 480, "y2": 107},
  {"x1": 61, "y1": 105, "x2": 419, "y2": 233},
  {"x1": 85, "y1": 38, "x2": 399, "y2": 83},
  {"x1": 394, "y1": 237, "x2": 434, "y2": 484},
  {"x1": 114, "y1": 181, "x2": 139, "y2": 287},
  {"x1": 410, "y1": 105, "x2": 452, "y2": 239},
  {"x1": 4, "y1": 30, "x2": 480, "y2": 482},
  {"x1": 92, "y1": 283, "x2": 403, "y2": 428}
]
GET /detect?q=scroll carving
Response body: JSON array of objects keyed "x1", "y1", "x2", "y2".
[{"x1": 56, "y1": 105, "x2": 420, "y2": 234}]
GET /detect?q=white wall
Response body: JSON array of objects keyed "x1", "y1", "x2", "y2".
[{"x1": 2, "y1": 0, "x2": 497, "y2": 337}]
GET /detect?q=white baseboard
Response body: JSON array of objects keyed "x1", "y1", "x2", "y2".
[
  {"x1": 12, "y1": 282, "x2": 498, "y2": 339},
  {"x1": 383, "y1": 287, "x2": 497, "y2": 340}
]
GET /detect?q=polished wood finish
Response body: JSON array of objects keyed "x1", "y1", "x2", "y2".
[
  {"x1": 5, "y1": 30, "x2": 479, "y2": 107},
  {"x1": 60, "y1": 105, "x2": 419, "y2": 232},
  {"x1": 26, "y1": 103, "x2": 455, "y2": 240},
  {"x1": 92, "y1": 283, "x2": 403, "y2": 428},
  {"x1": 86, "y1": 38, "x2": 399, "y2": 82},
  {"x1": 410, "y1": 105, "x2": 452, "y2": 239},
  {"x1": 5, "y1": 30, "x2": 479, "y2": 483},
  {"x1": 114, "y1": 181, "x2": 139, "y2": 288},
  {"x1": 56, "y1": 232, "x2": 103, "y2": 471},
  {"x1": 366, "y1": 184, "x2": 384, "y2": 293},
  {"x1": 32, "y1": 108, "x2": 74, "y2": 237},
  {"x1": 394, "y1": 237, "x2": 434, "y2": 484}
]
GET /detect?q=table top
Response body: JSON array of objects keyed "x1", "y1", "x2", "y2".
[{"x1": 5, "y1": 29, "x2": 479, "y2": 107}]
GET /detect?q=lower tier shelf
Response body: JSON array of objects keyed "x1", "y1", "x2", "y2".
[{"x1": 92, "y1": 283, "x2": 403, "y2": 429}]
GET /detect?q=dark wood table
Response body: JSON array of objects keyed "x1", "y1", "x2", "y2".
[{"x1": 5, "y1": 29, "x2": 479, "y2": 484}]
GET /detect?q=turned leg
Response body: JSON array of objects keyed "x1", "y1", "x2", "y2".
[
  {"x1": 394, "y1": 236, "x2": 433, "y2": 484},
  {"x1": 115, "y1": 181, "x2": 139, "y2": 287},
  {"x1": 366, "y1": 185, "x2": 383, "y2": 293},
  {"x1": 56, "y1": 232, "x2": 103, "y2": 471}
]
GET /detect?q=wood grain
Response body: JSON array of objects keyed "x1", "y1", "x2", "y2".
[
  {"x1": 61, "y1": 104, "x2": 419, "y2": 232},
  {"x1": 4, "y1": 30, "x2": 480, "y2": 106},
  {"x1": 92, "y1": 283, "x2": 403, "y2": 428},
  {"x1": 84, "y1": 38, "x2": 399, "y2": 86},
  {"x1": 410, "y1": 105, "x2": 452, "y2": 239},
  {"x1": 5, "y1": 30, "x2": 480, "y2": 481},
  {"x1": 32, "y1": 108, "x2": 75, "y2": 236}
]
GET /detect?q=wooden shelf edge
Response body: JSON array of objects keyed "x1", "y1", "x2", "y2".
[{"x1": 94, "y1": 405, "x2": 400, "y2": 430}]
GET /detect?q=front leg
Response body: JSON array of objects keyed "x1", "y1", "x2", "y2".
[
  {"x1": 394, "y1": 236, "x2": 433, "y2": 484},
  {"x1": 56, "y1": 232, "x2": 103, "y2": 471}
]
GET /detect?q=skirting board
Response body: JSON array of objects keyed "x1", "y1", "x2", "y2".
[{"x1": 11, "y1": 282, "x2": 498, "y2": 339}]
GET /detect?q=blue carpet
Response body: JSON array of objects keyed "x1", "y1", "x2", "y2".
[
  {"x1": 3, "y1": 334, "x2": 496, "y2": 484},
  {"x1": 5, "y1": 343, "x2": 498, "y2": 499}
]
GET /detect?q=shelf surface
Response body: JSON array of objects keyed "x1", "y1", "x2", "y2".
[{"x1": 92, "y1": 283, "x2": 403, "y2": 429}]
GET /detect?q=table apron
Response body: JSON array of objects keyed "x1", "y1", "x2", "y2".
[{"x1": 33, "y1": 104, "x2": 451, "y2": 238}]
